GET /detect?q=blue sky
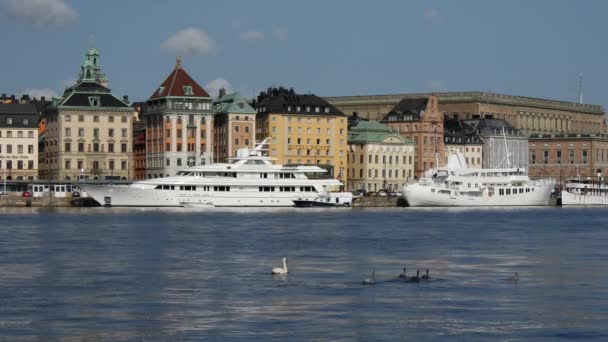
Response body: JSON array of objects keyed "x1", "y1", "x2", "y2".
[{"x1": 1, "y1": 0, "x2": 606, "y2": 110}]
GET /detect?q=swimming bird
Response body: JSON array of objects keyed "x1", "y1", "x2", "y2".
[
  {"x1": 421, "y1": 269, "x2": 430, "y2": 280},
  {"x1": 504, "y1": 272, "x2": 519, "y2": 283},
  {"x1": 362, "y1": 269, "x2": 376, "y2": 285},
  {"x1": 409, "y1": 270, "x2": 420, "y2": 282},
  {"x1": 398, "y1": 268, "x2": 408, "y2": 279},
  {"x1": 271, "y1": 257, "x2": 288, "y2": 275}
]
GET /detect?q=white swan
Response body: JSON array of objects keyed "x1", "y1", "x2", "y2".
[{"x1": 272, "y1": 257, "x2": 288, "y2": 275}]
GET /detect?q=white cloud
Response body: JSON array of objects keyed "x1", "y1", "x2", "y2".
[
  {"x1": 240, "y1": 30, "x2": 265, "y2": 43},
  {"x1": 205, "y1": 78, "x2": 233, "y2": 98},
  {"x1": 17, "y1": 88, "x2": 59, "y2": 100},
  {"x1": 273, "y1": 27, "x2": 288, "y2": 41},
  {"x1": 3, "y1": 0, "x2": 78, "y2": 27},
  {"x1": 162, "y1": 28, "x2": 215, "y2": 56},
  {"x1": 61, "y1": 78, "x2": 76, "y2": 89}
]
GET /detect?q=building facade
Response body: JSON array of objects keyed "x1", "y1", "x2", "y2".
[
  {"x1": 445, "y1": 119, "x2": 528, "y2": 169},
  {"x1": 254, "y1": 87, "x2": 348, "y2": 182},
  {"x1": 382, "y1": 95, "x2": 444, "y2": 179},
  {"x1": 42, "y1": 46, "x2": 133, "y2": 180},
  {"x1": 528, "y1": 134, "x2": 608, "y2": 183},
  {"x1": 326, "y1": 92, "x2": 605, "y2": 135},
  {"x1": 443, "y1": 132, "x2": 483, "y2": 169},
  {"x1": 144, "y1": 57, "x2": 213, "y2": 179},
  {"x1": 347, "y1": 120, "x2": 415, "y2": 192},
  {"x1": 213, "y1": 91, "x2": 257, "y2": 162},
  {"x1": 0, "y1": 104, "x2": 39, "y2": 180}
]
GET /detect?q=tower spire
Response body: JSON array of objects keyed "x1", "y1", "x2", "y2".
[
  {"x1": 579, "y1": 72, "x2": 583, "y2": 104},
  {"x1": 176, "y1": 55, "x2": 181, "y2": 68}
]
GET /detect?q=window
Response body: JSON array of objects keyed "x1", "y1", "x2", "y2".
[
  {"x1": 93, "y1": 143, "x2": 99, "y2": 152},
  {"x1": 543, "y1": 150, "x2": 549, "y2": 164},
  {"x1": 108, "y1": 143, "x2": 114, "y2": 153},
  {"x1": 65, "y1": 114, "x2": 71, "y2": 122},
  {"x1": 78, "y1": 115, "x2": 84, "y2": 122},
  {"x1": 108, "y1": 128, "x2": 114, "y2": 137},
  {"x1": 65, "y1": 143, "x2": 71, "y2": 152},
  {"x1": 569, "y1": 150, "x2": 575, "y2": 164},
  {"x1": 77, "y1": 160, "x2": 84, "y2": 170},
  {"x1": 235, "y1": 138, "x2": 239, "y2": 145},
  {"x1": 122, "y1": 129, "x2": 127, "y2": 138},
  {"x1": 122, "y1": 143, "x2": 127, "y2": 153},
  {"x1": 177, "y1": 143, "x2": 182, "y2": 152},
  {"x1": 78, "y1": 128, "x2": 84, "y2": 137},
  {"x1": 121, "y1": 160, "x2": 127, "y2": 170},
  {"x1": 6, "y1": 117, "x2": 12, "y2": 125},
  {"x1": 18, "y1": 131, "x2": 23, "y2": 138},
  {"x1": 108, "y1": 115, "x2": 114, "y2": 123},
  {"x1": 177, "y1": 129, "x2": 182, "y2": 138},
  {"x1": 6, "y1": 144, "x2": 11, "y2": 154},
  {"x1": 177, "y1": 158, "x2": 182, "y2": 166},
  {"x1": 17, "y1": 145, "x2": 23, "y2": 154},
  {"x1": 235, "y1": 126, "x2": 240, "y2": 133},
  {"x1": 121, "y1": 116, "x2": 127, "y2": 123},
  {"x1": 89, "y1": 97, "x2": 100, "y2": 106},
  {"x1": 65, "y1": 128, "x2": 71, "y2": 137},
  {"x1": 109, "y1": 160, "x2": 115, "y2": 170},
  {"x1": 556, "y1": 150, "x2": 562, "y2": 164},
  {"x1": 245, "y1": 126, "x2": 249, "y2": 133},
  {"x1": 530, "y1": 150, "x2": 536, "y2": 164},
  {"x1": 28, "y1": 160, "x2": 34, "y2": 170},
  {"x1": 166, "y1": 158, "x2": 171, "y2": 166},
  {"x1": 582, "y1": 150, "x2": 588, "y2": 164},
  {"x1": 93, "y1": 116, "x2": 99, "y2": 122},
  {"x1": 6, "y1": 131, "x2": 11, "y2": 138},
  {"x1": 17, "y1": 160, "x2": 23, "y2": 169},
  {"x1": 78, "y1": 143, "x2": 84, "y2": 152}
]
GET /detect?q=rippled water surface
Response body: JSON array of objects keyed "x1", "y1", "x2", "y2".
[{"x1": 1, "y1": 207, "x2": 608, "y2": 341}]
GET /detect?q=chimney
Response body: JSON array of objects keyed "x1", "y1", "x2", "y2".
[
  {"x1": 41, "y1": 96, "x2": 45, "y2": 102},
  {"x1": 123, "y1": 95, "x2": 129, "y2": 104},
  {"x1": 219, "y1": 87, "x2": 226, "y2": 98}
]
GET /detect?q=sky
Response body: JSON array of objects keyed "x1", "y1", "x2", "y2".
[{"x1": 1, "y1": 0, "x2": 607, "y2": 110}]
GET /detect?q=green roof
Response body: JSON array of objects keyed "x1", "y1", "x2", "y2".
[
  {"x1": 348, "y1": 120, "x2": 413, "y2": 145},
  {"x1": 214, "y1": 92, "x2": 256, "y2": 114}
]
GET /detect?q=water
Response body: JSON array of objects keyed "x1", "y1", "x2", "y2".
[{"x1": 0, "y1": 207, "x2": 607, "y2": 341}]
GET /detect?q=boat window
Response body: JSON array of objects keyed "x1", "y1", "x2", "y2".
[
  {"x1": 213, "y1": 186, "x2": 230, "y2": 191},
  {"x1": 258, "y1": 186, "x2": 274, "y2": 192},
  {"x1": 506, "y1": 189, "x2": 511, "y2": 195},
  {"x1": 260, "y1": 173, "x2": 268, "y2": 178},
  {"x1": 155, "y1": 185, "x2": 162, "y2": 190},
  {"x1": 279, "y1": 186, "x2": 296, "y2": 192}
]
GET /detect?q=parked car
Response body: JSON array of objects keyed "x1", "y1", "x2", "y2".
[
  {"x1": 72, "y1": 191, "x2": 81, "y2": 198},
  {"x1": 390, "y1": 191, "x2": 401, "y2": 197},
  {"x1": 377, "y1": 190, "x2": 388, "y2": 197},
  {"x1": 22, "y1": 191, "x2": 32, "y2": 197}
]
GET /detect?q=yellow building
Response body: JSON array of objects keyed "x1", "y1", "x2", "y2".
[
  {"x1": 254, "y1": 87, "x2": 348, "y2": 183},
  {"x1": 347, "y1": 120, "x2": 415, "y2": 193}
]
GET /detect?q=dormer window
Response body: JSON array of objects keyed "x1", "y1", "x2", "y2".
[
  {"x1": 287, "y1": 106, "x2": 292, "y2": 111},
  {"x1": 23, "y1": 119, "x2": 29, "y2": 125},
  {"x1": 325, "y1": 107, "x2": 330, "y2": 113},
  {"x1": 183, "y1": 86, "x2": 193, "y2": 95},
  {"x1": 88, "y1": 96, "x2": 100, "y2": 107},
  {"x1": 158, "y1": 86, "x2": 165, "y2": 95},
  {"x1": 6, "y1": 117, "x2": 12, "y2": 125}
]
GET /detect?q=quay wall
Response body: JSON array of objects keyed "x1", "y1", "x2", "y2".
[{"x1": 0, "y1": 196, "x2": 73, "y2": 207}]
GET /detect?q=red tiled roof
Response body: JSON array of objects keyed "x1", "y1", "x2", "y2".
[{"x1": 149, "y1": 59, "x2": 209, "y2": 100}]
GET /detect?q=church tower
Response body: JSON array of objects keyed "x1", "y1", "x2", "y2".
[{"x1": 78, "y1": 46, "x2": 109, "y2": 87}]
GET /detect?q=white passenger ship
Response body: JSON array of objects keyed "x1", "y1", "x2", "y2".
[
  {"x1": 403, "y1": 151, "x2": 554, "y2": 207},
  {"x1": 84, "y1": 144, "x2": 352, "y2": 208},
  {"x1": 561, "y1": 178, "x2": 608, "y2": 206}
]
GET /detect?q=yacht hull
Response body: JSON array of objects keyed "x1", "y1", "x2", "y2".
[
  {"x1": 561, "y1": 190, "x2": 608, "y2": 206},
  {"x1": 83, "y1": 184, "x2": 351, "y2": 208},
  {"x1": 403, "y1": 182, "x2": 553, "y2": 207}
]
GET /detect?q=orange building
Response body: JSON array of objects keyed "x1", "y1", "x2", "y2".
[{"x1": 382, "y1": 95, "x2": 443, "y2": 178}]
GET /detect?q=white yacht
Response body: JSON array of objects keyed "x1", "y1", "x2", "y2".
[
  {"x1": 83, "y1": 143, "x2": 352, "y2": 208},
  {"x1": 561, "y1": 178, "x2": 608, "y2": 206},
  {"x1": 403, "y1": 151, "x2": 554, "y2": 207}
]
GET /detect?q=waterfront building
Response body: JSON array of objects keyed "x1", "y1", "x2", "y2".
[
  {"x1": 443, "y1": 130, "x2": 483, "y2": 169},
  {"x1": 41, "y1": 46, "x2": 133, "y2": 180},
  {"x1": 444, "y1": 119, "x2": 528, "y2": 169},
  {"x1": 326, "y1": 92, "x2": 605, "y2": 135},
  {"x1": 528, "y1": 133, "x2": 608, "y2": 182},
  {"x1": 0, "y1": 103, "x2": 39, "y2": 180},
  {"x1": 143, "y1": 57, "x2": 213, "y2": 179},
  {"x1": 347, "y1": 120, "x2": 415, "y2": 192},
  {"x1": 382, "y1": 95, "x2": 444, "y2": 179},
  {"x1": 131, "y1": 102, "x2": 146, "y2": 180},
  {"x1": 213, "y1": 90, "x2": 257, "y2": 162},
  {"x1": 254, "y1": 87, "x2": 348, "y2": 183}
]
